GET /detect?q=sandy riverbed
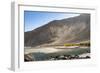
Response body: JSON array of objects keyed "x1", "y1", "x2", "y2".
[{"x1": 24, "y1": 46, "x2": 89, "y2": 54}]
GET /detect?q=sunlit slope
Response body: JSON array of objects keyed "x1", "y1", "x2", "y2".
[{"x1": 25, "y1": 14, "x2": 90, "y2": 47}]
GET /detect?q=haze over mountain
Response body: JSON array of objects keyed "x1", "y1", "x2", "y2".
[{"x1": 24, "y1": 14, "x2": 90, "y2": 47}]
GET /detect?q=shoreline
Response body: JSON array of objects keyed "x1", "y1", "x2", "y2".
[{"x1": 24, "y1": 46, "x2": 90, "y2": 54}]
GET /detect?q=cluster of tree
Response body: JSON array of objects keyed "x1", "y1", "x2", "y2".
[
  {"x1": 64, "y1": 42, "x2": 90, "y2": 47},
  {"x1": 64, "y1": 43, "x2": 79, "y2": 46},
  {"x1": 79, "y1": 42, "x2": 90, "y2": 46}
]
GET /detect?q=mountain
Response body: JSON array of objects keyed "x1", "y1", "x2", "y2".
[{"x1": 24, "y1": 14, "x2": 90, "y2": 47}]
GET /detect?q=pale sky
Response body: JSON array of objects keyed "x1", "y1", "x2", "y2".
[{"x1": 24, "y1": 11, "x2": 80, "y2": 32}]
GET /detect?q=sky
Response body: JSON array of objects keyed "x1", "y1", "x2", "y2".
[{"x1": 24, "y1": 11, "x2": 80, "y2": 32}]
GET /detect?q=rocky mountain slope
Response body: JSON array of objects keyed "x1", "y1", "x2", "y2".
[{"x1": 24, "y1": 14, "x2": 90, "y2": 47}]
